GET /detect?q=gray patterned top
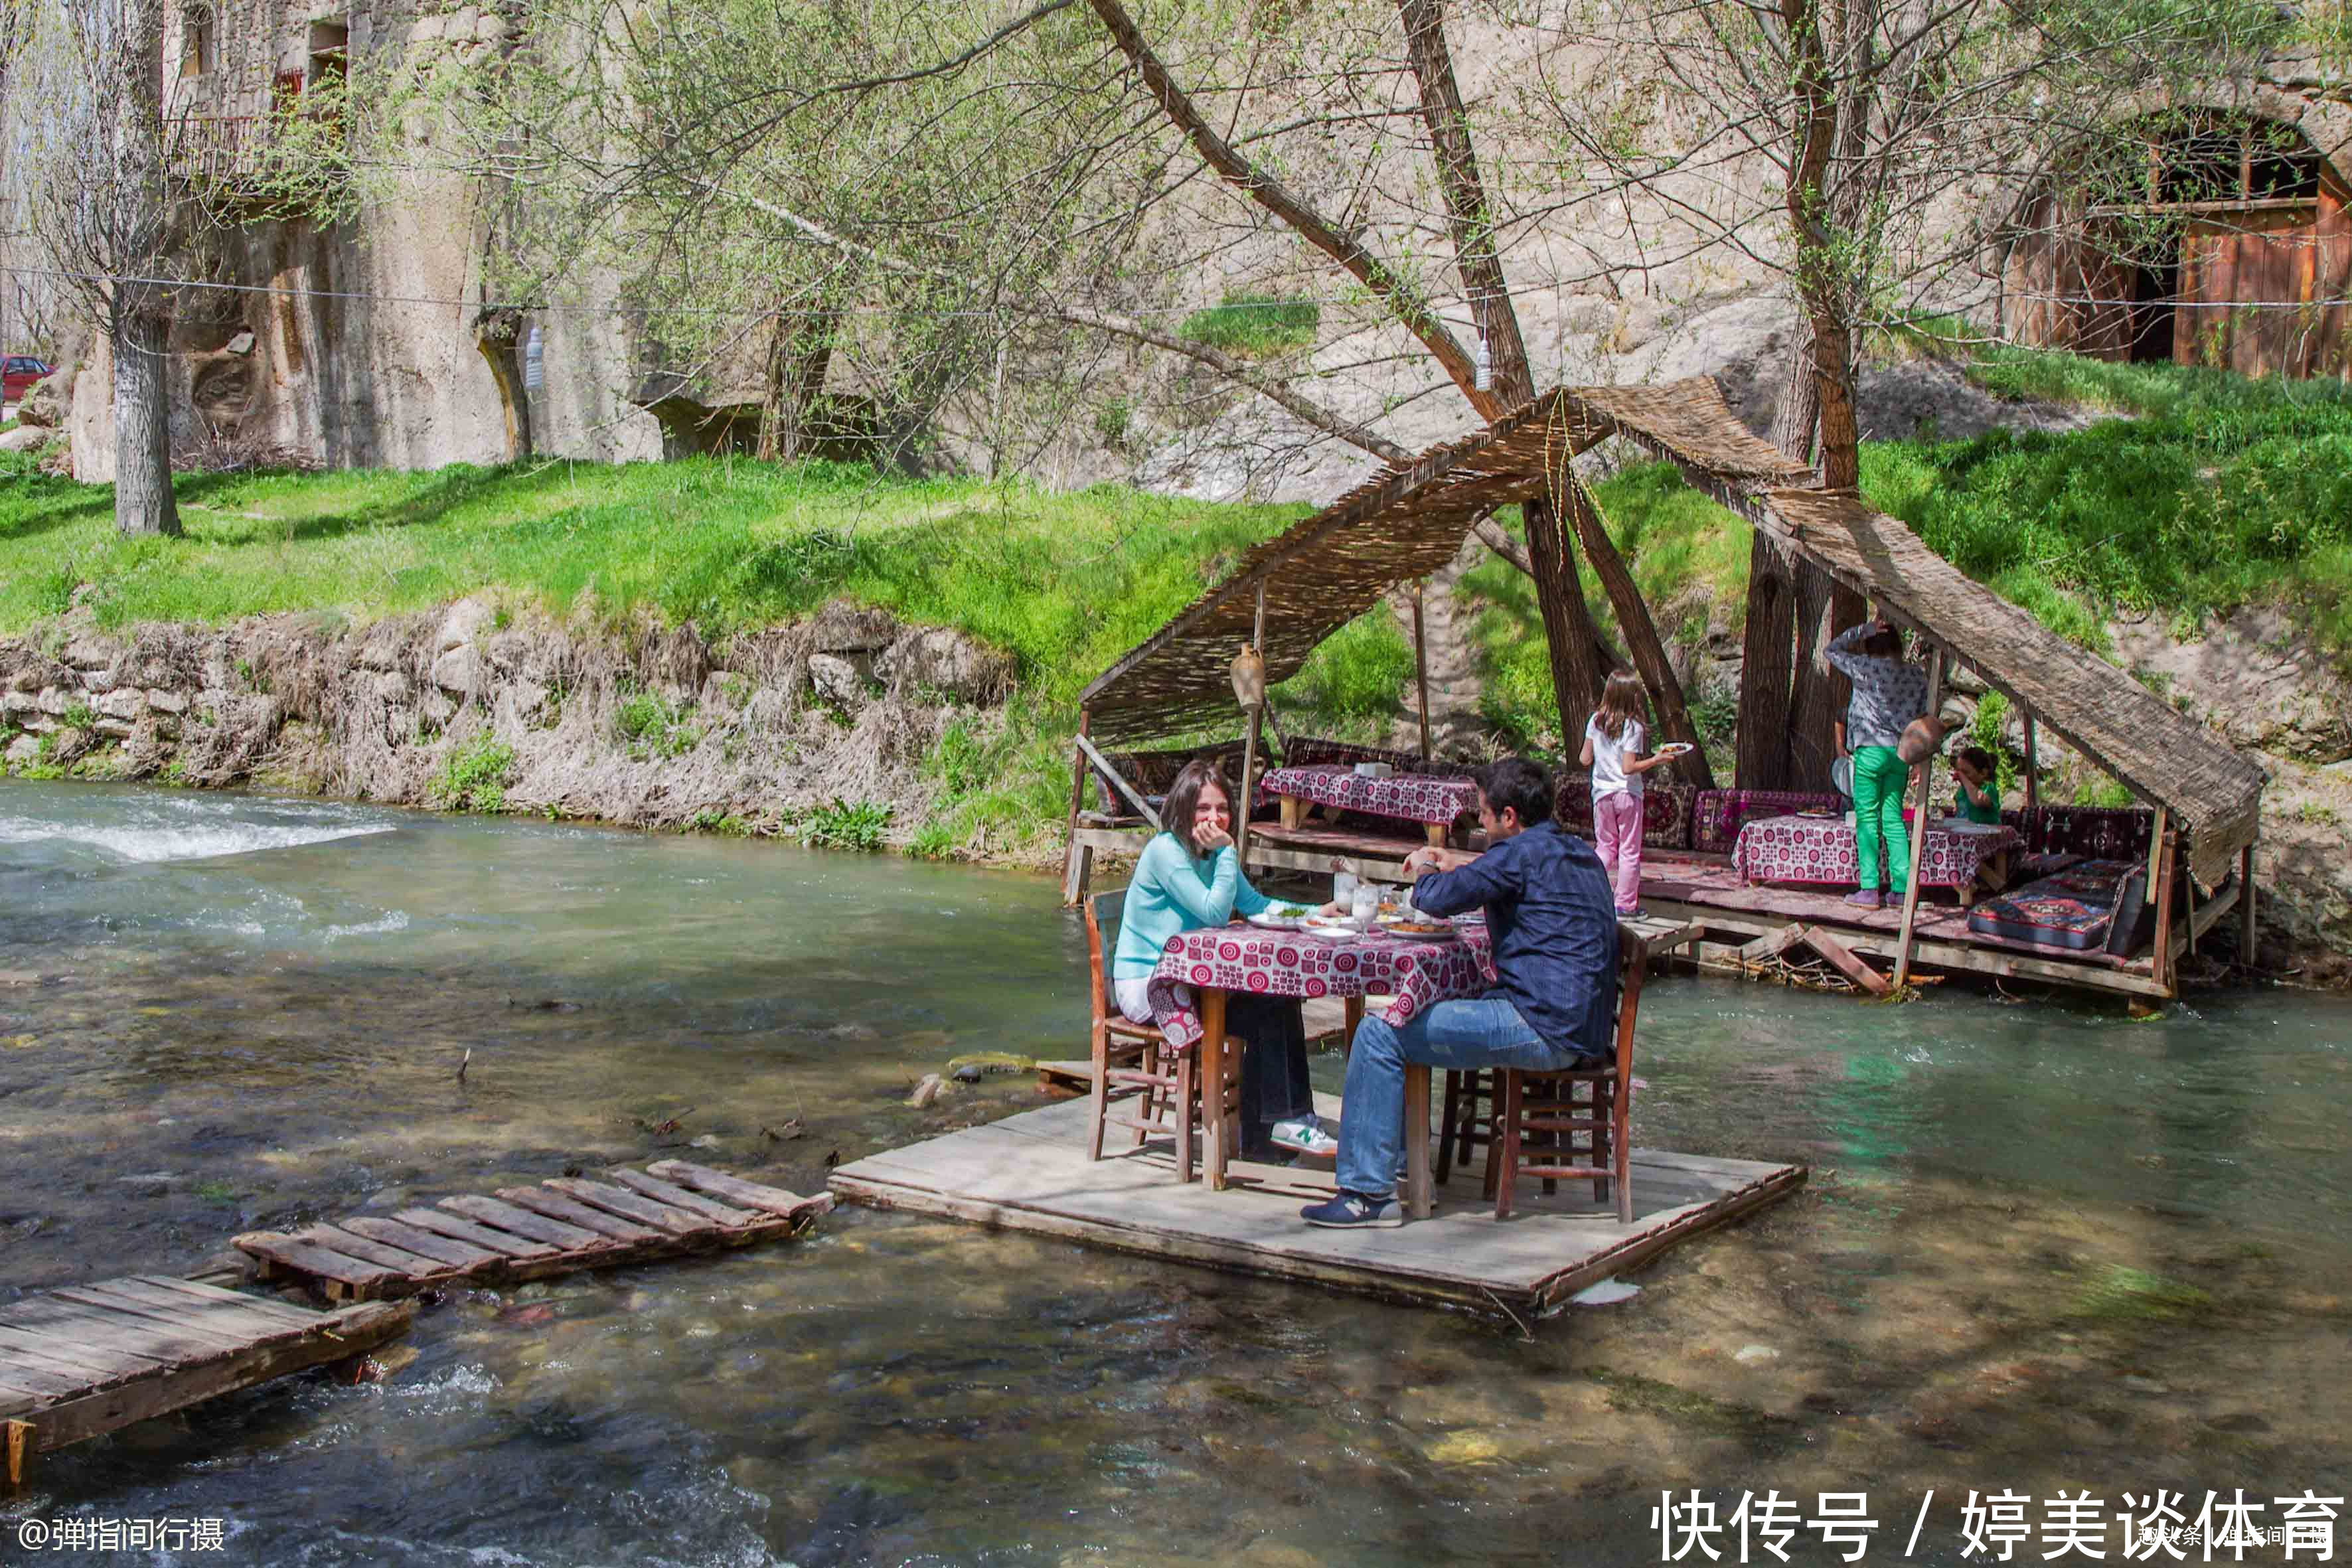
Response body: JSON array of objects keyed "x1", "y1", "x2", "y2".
[{"x1": 1826, "y1": 624, "x2": 1930, "y2": 750}]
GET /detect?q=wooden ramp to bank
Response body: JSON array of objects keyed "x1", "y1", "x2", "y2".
[
  {"x1": 0, "y1": 1276, "x2": 412, "y2": 1482},
  {"x1": 830, "y1": 1095, "x2": 1803, "y2": 1320},
  {"x1": 234, "y1": 1162, "x2": 833, "y2": 1302}
]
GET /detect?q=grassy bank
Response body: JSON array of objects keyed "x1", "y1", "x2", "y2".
[{"x1": 6, "y1": 346, "x2": 2346, "y2": 852}]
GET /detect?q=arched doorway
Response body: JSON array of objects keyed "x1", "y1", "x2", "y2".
[{"x1": 2003, "y1": 110, "x2": 2351, "y2": 378}]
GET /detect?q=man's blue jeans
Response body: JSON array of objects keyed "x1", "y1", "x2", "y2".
[{"x1": 1336, "y1": 992, "x2": 1593, "y2": 1200}]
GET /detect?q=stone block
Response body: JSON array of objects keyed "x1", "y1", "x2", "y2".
[
  {"x1": 78, "y1": 668, "x2": 117, "y2": 692},
  {"x1": 3, "y1": 734, "x2": 37, "y2": 766},
  {"x1": 807, "y1": 653, "x2": 872, "y2": 710},
  {"x1": 876, "y1": 627, "x2": 1013, "y2": 704},
  {"x1": 374, "y1": 670, "x2": 414, "y2": 704},
  {"x1": 0, "y1": 690, "x2": 36, "y2": 718},
  {"x1": 431, "y1": 645, "x2": 481, "y2": 697},
  {"x1": 37, "y1": 687, "x2": 74, "y2": 716},
  {"x1": 437, "y1": 597, "x2": 494, "y2": 653},
  {"x1": 94, "y1": 688, "x2": 145, "y2": 721},
  {"x1": 145, "y1": 688, "x2": 189, "y2": 714},
  {"x1": 409, "y1": 14, "x2": 443, "y2": 40},
  {"x1": 62, "y1": 636, "x2": 115, "y2": 671},
  {"x1": 0, "y1": 426, "x2": 46, "y2": 454},
  {"x1": 94, "y1": 718, "x2": 135, "y2": 740}
]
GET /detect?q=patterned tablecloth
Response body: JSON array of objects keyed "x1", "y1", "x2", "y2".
[
  {"x1": 1257, "y1": 765, "x2": 1479, "y2": 826},
  {"x1": 1732, "y1": 814, "x2": 2021, "y2": 891},
  {"x1": 1146, "y1": 919, "x2": 1494, "y2": 1051}
]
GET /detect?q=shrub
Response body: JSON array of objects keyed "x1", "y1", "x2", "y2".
[
  {"x1": 803, "y1": 797, "x2": 890, "y2": 852},
  {"x1": 428, "y1": 738, "x2": 515, "y2": 813},
  {"x1": 616, "y1": 688, "x2": 700, "y2": 759}
]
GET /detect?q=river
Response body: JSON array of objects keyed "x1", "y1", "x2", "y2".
[{"x1": 1, "y1": 780, "x2": 2345, "y2": 1565}]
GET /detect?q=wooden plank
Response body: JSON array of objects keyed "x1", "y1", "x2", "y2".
[
  {"x1": 603, "y1": 1170, "x2": 758, "y2": 1226},
  {"x1": 440, "y1": 1194, "x2": 609, "y2": 1250},
  {"x1": 644, "y1": 1162, "x2": 818, "y2": 1219},
  {"x1": 230, "y1": 1234, "x2": 406, "y2": 1298},
  {"x1": 60, "y1": 1281, "x2": 308, "y2": 1339},
  {"x1": 0, "y1": 1359, "x2": 90, "y2": 1400},
  {"x1": 1526, "y1": 1163, "x2": 1810, "y2": 1314},
  {"x1": 1798, "y1": 926, "x2": 1891, "y2": 996},
  {"x1": 542, "y1": 1178, "x2": 710, "y2": 1236},
  {"x1": 125, "y1": 1276, "x2": 318, "y2": 1323},
  {"x1": 495, "y1": 1187, "x2": 664, "y2": 1243},
  {"x1": 392, "y1": 1208, "x2": 561, "y2": 1260},
  {"x1": 0, "y1": 1320, "x2": 181, "y2": 1378},
  {"x1": 303, "y1": 1224, "x2": 458, "y2": 1276},
  {"x1": 341, "y1": 1215, "x2": 505, "y2": 1270},
  {"x1": 19, "y1": 1300, "x2": 412, "y2": 1455},
  {"x1": 1738, "y1": 923, "x2": 1808, "y2": 963},
  {"x1": 2187, "y1": 875, "x2": 2240, "y2": 942},
  {"x1": 0, "y1": 1328, "x2": 158, "y2": 1387}
]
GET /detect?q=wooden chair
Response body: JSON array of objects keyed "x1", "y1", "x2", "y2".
[
  {"x1": 1081, "y1": 891, "x2": 1238, "y2": 1184},
  {"x1": 1435, "y1": 1068, "x2": 1497, "y2": 1189},
  {"x1": 1491, "y1": 929, "x2": 1648, "y2": 1223}
]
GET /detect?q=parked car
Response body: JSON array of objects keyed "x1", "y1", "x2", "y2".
[{"x1": 3, "y1": 356, "x2": 52, "y2": 405}]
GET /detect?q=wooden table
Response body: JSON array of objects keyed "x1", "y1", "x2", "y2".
[
  {"x1": 1146, "y1": 919, "x2": 1499, "y2": 1210},
  {"x1": 1258, "y1": 765, "x2": 1480, "y2": 848}
]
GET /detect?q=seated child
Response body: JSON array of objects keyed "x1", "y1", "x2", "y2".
[{"x1": 1952, "y1": 745, "x2": 2002, "y2": 824}]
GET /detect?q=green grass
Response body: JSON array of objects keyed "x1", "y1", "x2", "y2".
[
  {"x1": 1178, "y1": 293, "x2": 1322, "y2": 356},
  {"x1": 427, "y1": 738, "x2": 516, "y2": 814}
]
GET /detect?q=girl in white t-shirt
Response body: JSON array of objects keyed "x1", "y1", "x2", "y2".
[{"x1": 1579, "y1": 670, "x2": 1672, "y2": 914}]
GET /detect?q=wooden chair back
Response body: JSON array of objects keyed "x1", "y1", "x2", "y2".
[
  {"x1": 1490, "y1": 925, "x2": 1649, "y2": 1223},
  {"x1": 1083, "y1": 889, "x2": 1124, "y2": 1024}
]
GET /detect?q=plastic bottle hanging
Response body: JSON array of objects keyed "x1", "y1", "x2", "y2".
[
  {"x1": 522, "y1": 323, "x2": 545, "y2": 395},
  {"x1": 1473, "y1": 329, "x2": 1493, "y2": 394}
]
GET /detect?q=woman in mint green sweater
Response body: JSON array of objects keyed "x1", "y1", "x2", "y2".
[{"x1": 1110, "y1": 760, "x2": 1320, "y2": 1159}]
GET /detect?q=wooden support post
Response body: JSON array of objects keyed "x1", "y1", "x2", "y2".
[
  {"x1": 2023, "y1": 711, "x2": 2039, "y2": 811},
  {"x1": 1202, "y1": 988, "x2": 1230, "y2": 1190},
  {"x1": 1801, "y1": 926, "x2": 1891, "y2": 996},
  {"x1": 1236, "y1": 584, "x2": 1269, "y2": 861},
  {"x1": 1891, "y1": 651, "x2": 1946, "y2": 990},
  {"x1": 2239, "y1": 836, "x2": 2258, "y2": 966},
  {"x1": 1404, "y1": 1064, "x2": 1434, "y2": 1219},
  {"x1": 1061, "y1": 710, "x2": 1091, "y2": 905},
  {"x1": 1411, "y1": 581, "x2": 1432, "y2": 760},
  {"x1": 2150, "y1": 826, "x2": 2178, "y2": 996},
  {"x1": 1073, "y1": 732, "x2": 1160, "y2": 832},
  {"x1": 5, "y1": 1418, "x2": 29, "y2": 1486}
]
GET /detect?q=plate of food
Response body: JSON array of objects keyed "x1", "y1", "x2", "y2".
[
  {"x1": 1796, "y1": 807, "x2": 1839, "y2": 819},
  {"x1": 1378, "y1": 915, "x2": 1460, "y2": 939},
  {"x1": 1302, "y1": 913, "x2": 1364, "y2": 939},
  {"x1": 1655, "y1": 741, "x2": 1697, "y2": 758},
  {"x1": 1247, "y1": 901, "x2": 1317, "y2": 930}
]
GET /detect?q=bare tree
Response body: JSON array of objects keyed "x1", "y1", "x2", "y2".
[{"x1": 10, "y1": 0, "x2": 190, "y2": 534}]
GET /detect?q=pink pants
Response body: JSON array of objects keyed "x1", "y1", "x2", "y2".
[{"x1": 1592, "y1": 791, "x2": 1644, "y2": 913}]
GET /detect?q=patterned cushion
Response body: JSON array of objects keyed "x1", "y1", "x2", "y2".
[
  {"x1": 2001, "y1": 806, "x2": 2156, "y2": 865},
  {"x1": 1091, "y1": 739, "x2": 1257, "y2": 817},
  {"x1": 1968, "y1": 858, "x2": 2144, "y2": 953},
  {"x1": 1279, "y1": 737, "x2": 1468, "y2": 777},
  {"x1": 1553, "y1": 772, "x2": 1693, "y2": 850},
  {"x1": 1691, "y1": 789, "x2": 1846, "y2": 856}
]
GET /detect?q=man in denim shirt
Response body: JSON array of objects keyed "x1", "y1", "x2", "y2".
[{"x1": 1302, "y1": 757, "x2": 1620, "y2": 1229}]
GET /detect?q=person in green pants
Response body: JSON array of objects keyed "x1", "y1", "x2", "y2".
[{"x1": 1827, "y1": 619, "x2": 1930, "y2": 908}]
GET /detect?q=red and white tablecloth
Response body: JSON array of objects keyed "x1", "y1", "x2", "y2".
[
  {"x1": 1146, "y1": 920, "x2": 1494, "y2": 1051},
  {"x1": 1257, "y1": 765, "x2": 1479, "y2": 826},
  {"x1": 1732, "y1": 814, "x2": 2020, "y2": 890}
]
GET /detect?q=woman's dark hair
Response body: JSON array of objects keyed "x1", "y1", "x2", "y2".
[
  {"x1": 1956, "y1": 745, "x2": 1998, "y2": 775},
  {"x1": 1473, "y1": 756, "x2": 1554, "y2": 827},
  {"x1": 1160, "y1": 759, "x2": 1232, "y2": 851},
  {"x1": 1861, "y1": 626, "x2": 1903, "y2": 658}
]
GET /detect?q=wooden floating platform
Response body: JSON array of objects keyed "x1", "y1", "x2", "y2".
[
  {"x1": 0, "y1": 1275, "x2": 412, "y2": 1483},
  {"x1": 1639, "y1": 852, "x2": 2215, "y2": 1000},
  {"x1": 235, "y1": 1161, "x2": 833, "y2": 1302},
  {"x1": 829, "y1": 1095, "x2": 1804, "y2": 1320}
]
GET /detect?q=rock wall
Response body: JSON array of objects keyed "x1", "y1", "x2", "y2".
[{"x1": 0, "y1": 600, "x2": 1012, "y2": 845}]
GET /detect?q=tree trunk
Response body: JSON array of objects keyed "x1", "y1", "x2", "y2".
[
  {"x1": 473, "y1": 308, "x2": 534, "y2": 463},
  {"x1": 1786, "y1": 564, "x2": 1865, "y2": 791},
  {"x1": 1559, "y1": 477, "x2": 1715, "y2": 789},
  {"x1": 1522, "y1": 497, "x2": 1607, "y2": 734},
  {"x1": 1810, "y1": 313, "x2": 1860, "y2": 490},
  {"x1": 1772, "y1": 313, "x2": 1821, "y2": 475},
  {"x1": 111, "y1": 291, "x2": 181, "y2": 538},
  {"x1": 1736, "y1": 531, "x2": 1794, "y2": 789}
]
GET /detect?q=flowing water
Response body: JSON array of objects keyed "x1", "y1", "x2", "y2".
[{"x1": 1, "y1": 779, "x2": 2346, "y2": 1566}]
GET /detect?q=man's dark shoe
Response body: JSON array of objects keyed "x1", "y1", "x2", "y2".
[{"x1": 1300, "y1": 1191, "x2": 1403, "y2": 1229}]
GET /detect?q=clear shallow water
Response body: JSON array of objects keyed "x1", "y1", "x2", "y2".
[{"x1": 1, "y1": 779, "x2": 2347, "y2": 1565}]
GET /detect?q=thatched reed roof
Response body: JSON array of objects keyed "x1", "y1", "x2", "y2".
[
  {"x1": 1081, "y1": 381, "x2": 1806, "y2": 744},
  {"x1": 1083, "y1": 378, "x2": 2262, "y2": 882}
]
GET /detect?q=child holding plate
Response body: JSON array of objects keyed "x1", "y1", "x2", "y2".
[{"x1": 1579, "y1": 670, "x2": 1675, "y2": 915}]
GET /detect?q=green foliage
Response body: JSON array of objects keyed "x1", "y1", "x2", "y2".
[
  {"x1": 1276, "y1": 612, "x2": 1413, "y2": 727},
  {"x1": 1178, "y1": 293, "x2": 1321, "y2": 356},
  {"x1": 686, "y1": 809, "x2": 750, "y2": 836},
  {"x1": 428, "y1": 738, "x2": 515, "y2": 814},
  {"x1": 617, "y1": 688, "x2": 702, "y2": 759},
  {"x1": 1970, "y1": 690, "x2": 2018, "y2": 796},
  {"x1": 2073, "y1": 776, "x2": 2136, "y2": 809},
  {"x1": 803, "y1": 797, "x2": 890, "y2": 852},
  {"x1": 59, "y1": 700, "x2": 95, "y2": 732}
]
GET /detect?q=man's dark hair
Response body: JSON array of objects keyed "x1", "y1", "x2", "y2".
[{"x1": 1474, "y1": 756, "x2": 1554, "y2": 826}]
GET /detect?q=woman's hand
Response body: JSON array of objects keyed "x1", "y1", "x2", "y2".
[
  {"x1": 1316, "y1": 900, "x2": 1345, "y2": 916},
  {"x1": 1192, "y1": 825, "x2": 1233, "y2": 856}
]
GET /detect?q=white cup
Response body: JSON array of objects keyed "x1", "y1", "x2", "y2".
[{"x1": 1350, "y1": 884, "x2": 1379, "y2": 931}]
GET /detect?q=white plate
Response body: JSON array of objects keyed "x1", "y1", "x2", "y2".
[
  {"x1": 1656, "y1": 742, "x2": 1696, "y2": 757},
  {"x1": 1247, "y1": 910, "x2": 1309, "y2": 930},
  {"x1": 1940, "y1": 818, "x2": 2005, "y2": 835},
  {"x1": 1302, "y1": 918, "x2": 1365, "y2": 941}
]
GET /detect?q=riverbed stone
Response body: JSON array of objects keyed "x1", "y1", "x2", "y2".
[
  {"x1": 3, "y1": 734, "x2": 37, "y2": 766},
  {"x1": 876, "y1": 627, "x2": 1012, "y2": 704},
  {"x1": 437, "y1": 597, "x2": 495, "y2": 654},
  {"x1": 807, "y1": 653, "x2": 872, "y2": 710},
  {"x1": 94, "y1": 688, "x2": 144, "y2": 721},
  {"x1": 431, "y1": 645, "x2": 483, "y2": 698}
]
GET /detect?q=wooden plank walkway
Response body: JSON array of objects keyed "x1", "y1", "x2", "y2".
[
  {"x1": 0, "y1": 1276, "x2": 412, "y2": 1483},
  {"x1": 234, "y1": 1162, "x2": 833, "y2": 1302},
  {"x1": 830, "y1": 1095, "x2": 1804, "y2": 1320}
]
